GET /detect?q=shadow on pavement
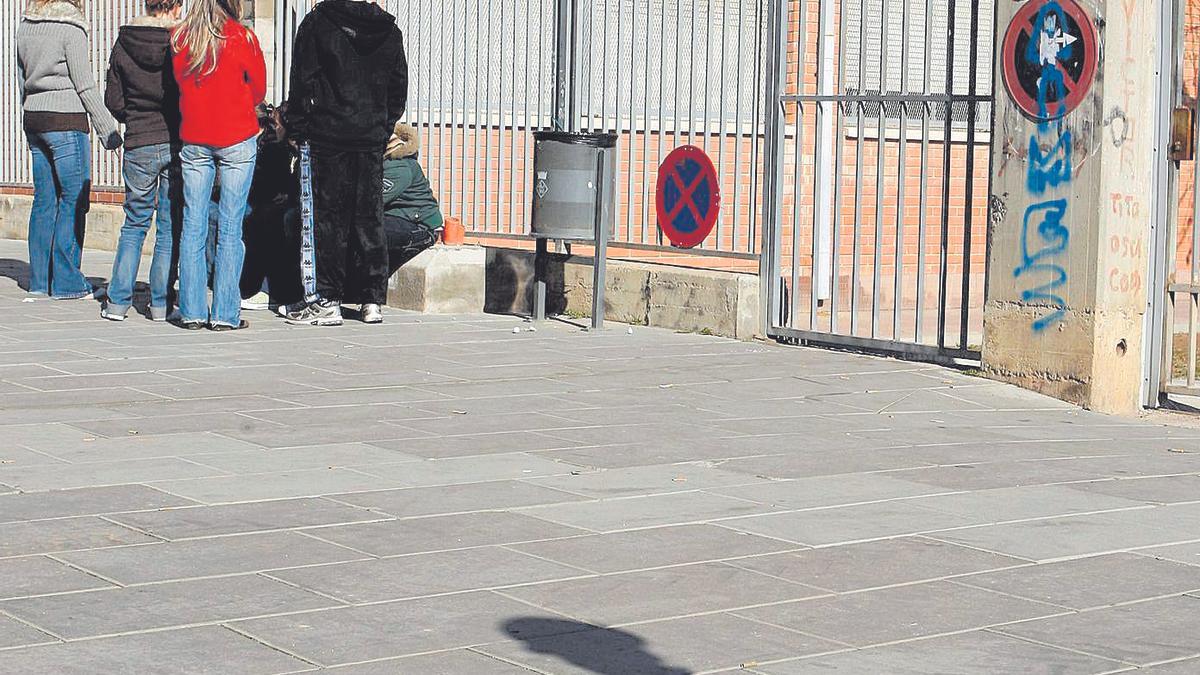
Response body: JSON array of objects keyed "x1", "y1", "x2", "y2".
[{"x1": 503, "y1": 617, "x2": 691, "y2": 675}]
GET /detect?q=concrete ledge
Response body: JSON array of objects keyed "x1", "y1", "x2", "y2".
[
  {"x1": 387, "y1": 245, "x2": 486, "y2": 314},
  {"x1": 0, "y1": 195, "x2": 126, "y2": 252},
  {"x1": 484, "y1": 248, "x2": 760, "y2": 340}
]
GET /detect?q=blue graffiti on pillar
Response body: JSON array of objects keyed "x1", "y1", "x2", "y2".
[{"x1": 1013, "y1": 0, "x2": 1076, "y2": 332}]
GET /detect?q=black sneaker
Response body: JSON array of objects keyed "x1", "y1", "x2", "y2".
[
  {"x1": 284, "y1": 299, "x2": 343, "y2": 326},
  {"x1": 210, "y1": 319, "x2": 250, "y2": 332},
  {"x1": 171, "y1": 317, "x2": 206, "y2": 330}
]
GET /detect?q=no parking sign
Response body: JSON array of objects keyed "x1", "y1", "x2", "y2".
[{"x1": 656, "y1": 145, "x2": 720, "y2": 249}]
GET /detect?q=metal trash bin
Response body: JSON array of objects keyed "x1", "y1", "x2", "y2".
[{"x1": 530, "y1": 131, "x2": 617, "y2": 241}]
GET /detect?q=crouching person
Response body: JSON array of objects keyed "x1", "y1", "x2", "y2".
[
  {"x1": 382, "y1": 123, "x2": 442, "y2": 279},
  {"x1": 102, "y1": 0, "x2": 182, "y2": 322},
  {"x1": 240, "y1": 102, "x2": 301, "y2": 312}
]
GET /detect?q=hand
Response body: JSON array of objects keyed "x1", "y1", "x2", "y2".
[{"x1": 101, "y1": 130, "x2": 123, "y2": 151}]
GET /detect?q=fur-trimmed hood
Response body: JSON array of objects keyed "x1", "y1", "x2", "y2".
[
  {"x1": 386, "y1": 122, "x2": 420, "y2": 159},
  {"x1": 128, "y1": 14, "x2": 176, "y2": 29},
  {"x1": 22, "y1": 1, "x2": 88, "y2": 33}
]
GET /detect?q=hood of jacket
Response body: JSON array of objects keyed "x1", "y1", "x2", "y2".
[
  {"x1": 22, "y1": 1, "x2": 88, "y2": 33},
  {"x1": 385, "y1": 122, "x2": 419, "y2": 159},
  {"x1": 117, "y1": 17, "x2": 175, "y2": 71},
  {"x1": 314, "y1": 0, "x2": 398, "y2": 56}
]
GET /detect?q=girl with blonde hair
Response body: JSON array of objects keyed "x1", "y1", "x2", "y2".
[
  {"x1": 170, "y1": 0, "x2": 266, "y2": 330},
  {"x1": 16, "y1": 0, "x2": 122, "y2": 300}
]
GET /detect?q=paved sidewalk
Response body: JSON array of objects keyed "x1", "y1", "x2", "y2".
[{"x1": 2, "y1": 239, "x2": 1200, "y2": 674}]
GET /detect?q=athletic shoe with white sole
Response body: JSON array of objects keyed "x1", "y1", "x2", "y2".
[
  {"x1": 361, "y1": 303, "x2": 383, "y2": 324},
  {"x1": 241, "y1": 291, "x2": 272, "y2": 311},
  {"x1": 284, "y1": 299, "x2": 343, "y2": 326},
  {"x1": 100, "y1": 306, "x2": 126, "y2": 321}
]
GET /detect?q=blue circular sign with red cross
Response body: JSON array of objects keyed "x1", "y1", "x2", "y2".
[{"x1": 656, "y1": 145, "x2": 720, "y2": 249}]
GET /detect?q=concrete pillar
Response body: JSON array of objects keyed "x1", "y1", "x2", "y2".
[{"x1": 982, "y1": 0, "x2": 1158, "y2": 414}]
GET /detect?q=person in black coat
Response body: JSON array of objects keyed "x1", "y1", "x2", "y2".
[{"x1": 282, "y1": 0, "x2": 407, "y2": 326}]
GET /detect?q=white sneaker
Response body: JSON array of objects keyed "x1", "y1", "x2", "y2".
[
  {"x1": 241, "y1": 291, "x2": 271, "y2": 311},
  {"x1": 361, "y1": 303, "x2": 383, "y2": 324}
]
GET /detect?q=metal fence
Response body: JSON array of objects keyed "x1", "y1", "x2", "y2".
[
  {"x1": 0, "y1": 0, "x2": 772, "y2": 260},
  {"x1": 1, "y1": 0, "x2": 143, "y2": 189},
  {"x1": 760, "y1": 0, "x2": 993, "y2": 362}
]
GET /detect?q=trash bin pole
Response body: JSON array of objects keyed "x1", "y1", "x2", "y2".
[
  {"x1": 534, "y1": 237, "x2": 548, "y2": 322},
  {"x1": 591, "y1": 150, "x2": 607, "y2": 331}
]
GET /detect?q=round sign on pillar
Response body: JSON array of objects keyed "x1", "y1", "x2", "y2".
[
  {"x1": 656, "y1": 145, "x2": 720, "y2": 249},
  {"x1": 1001, "y1": 0, "x2": 1098, "y2": 121}
]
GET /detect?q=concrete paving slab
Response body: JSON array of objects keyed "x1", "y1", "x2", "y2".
[
  {"x1": 308, "y1": 650, "x2": 534, "y2": 674},
  {"x1": 511, "y1": 524, "x2": 798, "y2": 574},
  {"x1": 519, "y1": 490, "x2": 774, "y2": 532},
  {"x1": 1068, "y1": 475, "x2": 1200, "y2": 504},
  {"x1": 369, "y1": 430, "x2": 588, "y2": 458},
  {"x1": 500, "y1": 562, "x2": 825, "y2": 625},
  {"x1": 911, "y1": 484, "x2": 1148, "y2": 523},
  {"x1": 727, "y1": 537, "x2": 1026, "y2": 593},
  {"x1": 1139, "y1": 542, "x2": 1200, "y2": 567},
  {"x1": 0, "y1": 516, "x2": 157, "y2": 558},
  {"x1": 0, "y1": 625, "x2": 307, "y2": 674},
  {"x1": 0, "y1": 555, "x2": 114, "y2": 600},
  {"x1": 351, "y1": 452, "x2": 578, "y2": 486},
  {"x1": 886, "y1": 459, "x2": 1106, "y2": 491},
  {"x1": 305, "y1": 511, "x2": 586, "y2": 557},
  {"x1": 712, "y1": 473, "x2": 950, "y2": 510},
  {"x1": 232, "y1": 591, "x2": 574, "y2": 666},
  {"x1": 996, "y1": 595, "x2": 1200, "y2": 665},
  {"x1": 2, "y1": 574, "x2": 338, "y2": 639},
  {"x1": 270, "y1": 546, "x2": 586, "y2": 603},
  {"x1": 955, "y1": 552, "x2": 1200, "y2": 610},
  {"x1": 57, "y1": 531, "x2": 367, "y2": 584},
  {"x1": 526, "y1": 462, "x2": 772, "y2": 498},
  {"x1": 0, "y1": 613, "x2": 59, "y2": 649},
  {"x1": 0, "y1": 457, "x2": 228, "y2": 491},
  {"x1": 928, "y1": 511, "x2": 1191, "y2": 562},
  {"x1": 0, "y1": 445, "x2": 64, "y2": 467},
  {"x1": 330, "y1": 480, "x2": 588, "y2": 518},
  {"x1": 737, "y1": 581, "x2": 1065, "y2": 648},
  {"x1": 722, "y1": 500, "x2": 978, "y2": 546},
  {"x1": 0, "y1": 485, "x2": 194, "y2": 524},
  {"x1": 105, "y1": 498, "x2": 381, "y2": 540},
  {"x1": 68, "y1": 412, "x2": 288, "y2": 439},
  {"x1": 754, "y1": 630, "x2": 1123, "y2": 674},
  {"x1": 184, "y1": 443, "x2": 420, "y2": 474},
  {"x1": 479, "y1": 612, "x2": 843, "y2": 674},
  {"x1": 32, "y1": 432, "x2": 263, "y2": 462},
  {"x1": 149, "y1": 468, "x2": 400, "y2": 504}
]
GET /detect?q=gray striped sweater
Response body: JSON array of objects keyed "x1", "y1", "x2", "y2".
[{"x1": 16, "y1": 2, "x2": 121, "y2": 148}]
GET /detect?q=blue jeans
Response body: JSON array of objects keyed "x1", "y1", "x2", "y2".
[
  {"x1": 26, "y1": 130, "x2": 93, "y2": 298},
  {"x1": 107, "y1": 143, "x2": 181, "y2": 316},
  {"x1": 178, "y1": 138, "x2": 257, "y2": 327}
]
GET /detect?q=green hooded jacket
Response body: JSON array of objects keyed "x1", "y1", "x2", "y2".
[{"x1": 382, "y1": 156, "x2": 443, "y2": 230}]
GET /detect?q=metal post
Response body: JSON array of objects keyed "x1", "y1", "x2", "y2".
[
  {"x1": 552, "y1": 0, "x2": 577, "y2": 132},
  {"x1": 1145, "y1": 0, "x2": 1185, "y2": 405},
  {"x1": 591, "y1": 151, "x2": 609, "y2": 331},
  {"x1": 759, "y1": 0, "x2": 788, "y2": 336},
  {"x1": 534, "y1": 238, "x2": 548, "y2": 322}
]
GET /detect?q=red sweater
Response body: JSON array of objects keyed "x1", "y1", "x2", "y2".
[{"x1": 172, "y1": 20, "x2": 266, "y2": 147}]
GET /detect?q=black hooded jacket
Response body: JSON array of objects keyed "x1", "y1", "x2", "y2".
[
  {"x1": 104, "y1": 17, "x2": 180, "y2": 150},
  {"x1": 286, "y1": 0, "x2": 408, "y2": 152}
]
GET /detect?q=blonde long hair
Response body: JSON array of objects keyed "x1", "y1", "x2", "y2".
[{"x1": 171, "y1": 0, "x2": 242, "y2": 77}]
